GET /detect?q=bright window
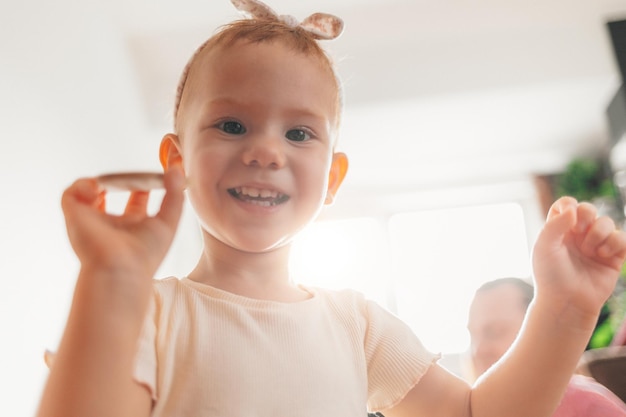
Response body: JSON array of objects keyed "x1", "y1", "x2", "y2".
[
  {"x1": 290, "y1": 203, "x2": 531, "y2": 355},
  {"x1": 389, "y1": 202, "x2": 531, "y2": 353},
  {"x1": 290, "y1": 217, "x2": 390, "y2": 306}
]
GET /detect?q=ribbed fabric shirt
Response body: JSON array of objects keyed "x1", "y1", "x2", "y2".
[{"x1": 133, "y1": 277, "x2": 439, "y2": 416}]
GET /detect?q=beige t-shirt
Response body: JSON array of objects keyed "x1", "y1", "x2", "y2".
[{"x1": 134, "y1": 277, "x2": 438, "y2": 416}]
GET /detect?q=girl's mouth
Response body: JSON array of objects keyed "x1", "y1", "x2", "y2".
[{"x1": 228, "y1": 187, "x2": 290, "y2": 206}]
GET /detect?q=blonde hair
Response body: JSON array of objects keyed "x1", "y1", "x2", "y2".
[{"x1": 173, "y1": 18, "x2": 343, "y2": 132}]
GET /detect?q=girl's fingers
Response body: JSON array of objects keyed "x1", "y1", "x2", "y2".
[
  {"x1": 156, "y1": 166, "x2": 186, "y2": 229},
  {"x1": 580, "y1": 216, "x2": 617, "y2": 257},
  {"x1": 546, "y1": 196, "x2": 578, "y2": 221},
  {"x1": 97, "y1": 191, "x2": 106, "y2": 212},
  {"x1": 541, "y1": 197, "x2": 577, "y2": 243},
  {"x1": 597, "y1": 229, "x2": 626, "y2": 260},
  {"x1": 61, "y1": 178, "x2": 102, "y2": 214},
  {"x1": 573, "y1": 202, "x2": 597, "y2": 234},
  {"x1": 124, "y1": 191, "x2": 150, "y2": 216}
]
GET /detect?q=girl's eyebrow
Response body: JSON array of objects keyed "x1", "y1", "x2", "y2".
[
  {"x1": 201, "y1": 97, "x2": 244, "y2": 111},
  {"x1": 202, "y1": 97, "x2": 332, "y2": 125}
]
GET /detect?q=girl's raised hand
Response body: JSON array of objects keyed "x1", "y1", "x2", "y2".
[
  {"x1": 60, "y1": 166, "x2": 186, "y2": 281},
  {"x1": 532, "y1": 196, "x2": 626, "y2": 323}
]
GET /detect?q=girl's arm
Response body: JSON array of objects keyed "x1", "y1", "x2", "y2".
[
  {"x1": 36, "y1": 167, "x2": 185, "y2": 417},
  {"x1": 385, "y1": 197, "x2": 626, "y2": 417},
  {"x1": 36, "y1": 267, "x2": 153, "y2": 417}
]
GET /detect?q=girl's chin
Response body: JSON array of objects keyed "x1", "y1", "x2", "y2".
[{"x1": 207, "y1": 233, "x2": 294, "y2": 254}]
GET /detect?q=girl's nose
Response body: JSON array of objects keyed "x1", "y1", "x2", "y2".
[{"x1": 241, "y1": 133, "x2": 287, "y2": 169}]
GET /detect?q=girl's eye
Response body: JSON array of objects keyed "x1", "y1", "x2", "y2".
[
  {"x1": 219, "y1": 121, "x2": 246, "y2": 135},
  {"x1": 285, "y1": 129, "x2": 311, "y2": 142}
]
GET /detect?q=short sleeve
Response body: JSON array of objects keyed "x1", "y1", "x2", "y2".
[
  {"x1": 133, "y1": 295, "x2": 158, "y2": 401},
  {"x1": 364, "y1": 300, "x2": 440, "y2": 411}
]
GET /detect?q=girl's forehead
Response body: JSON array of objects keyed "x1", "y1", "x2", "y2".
[
  {"x1": 194, "y1": 41, "x2": 333, "y2": 90},
  {"x1": 200, "y1": 39, "x2": 330, "y2": 70},
  {"x1": 195, "y1": 41, "x2": 339, "y2": 98},
  {"x1": 176, "y1": 37, "x2": 343, "y2": 132}
]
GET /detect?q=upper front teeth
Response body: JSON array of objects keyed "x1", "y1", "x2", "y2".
[{"x1": 237, "y1": 187, "x2": 278, "y2": 198}]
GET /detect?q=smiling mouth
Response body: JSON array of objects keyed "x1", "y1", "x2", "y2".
[{"x1": 228, "y1": 187, "x2": 290, "y2": 207}]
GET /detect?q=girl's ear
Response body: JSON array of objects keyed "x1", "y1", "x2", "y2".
[
  {"x1": 159, "y1": 133, "x2": 184, "y2": 171},
  {"x1": 325, "y1": 152, "x2": 348, "y2": 205}
]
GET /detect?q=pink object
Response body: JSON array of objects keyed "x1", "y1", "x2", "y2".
[{"x1": 553, "y1": 374, "x2": 626, "y2": 417}]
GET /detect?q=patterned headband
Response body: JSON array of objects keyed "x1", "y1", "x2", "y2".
[{"x1": 230, "y1": 0, "x2": 344, "y2": 40}]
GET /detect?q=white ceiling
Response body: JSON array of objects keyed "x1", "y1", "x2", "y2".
[{"x1": 3, "y1": 0, "x2": 626, "y2": 218}]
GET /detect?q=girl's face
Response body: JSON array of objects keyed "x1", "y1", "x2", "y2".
[{"x1": 169, "y1": 40, "x2": 346, "y2": 253}]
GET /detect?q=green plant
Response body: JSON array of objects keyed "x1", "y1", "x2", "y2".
[{"x1": 555, "y1": 158, "x2": 618, "y2": 202}]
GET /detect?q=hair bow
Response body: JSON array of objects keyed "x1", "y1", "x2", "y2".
[{"x1": 230, "y1": 0, "x2": 344, "y2": 40}]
